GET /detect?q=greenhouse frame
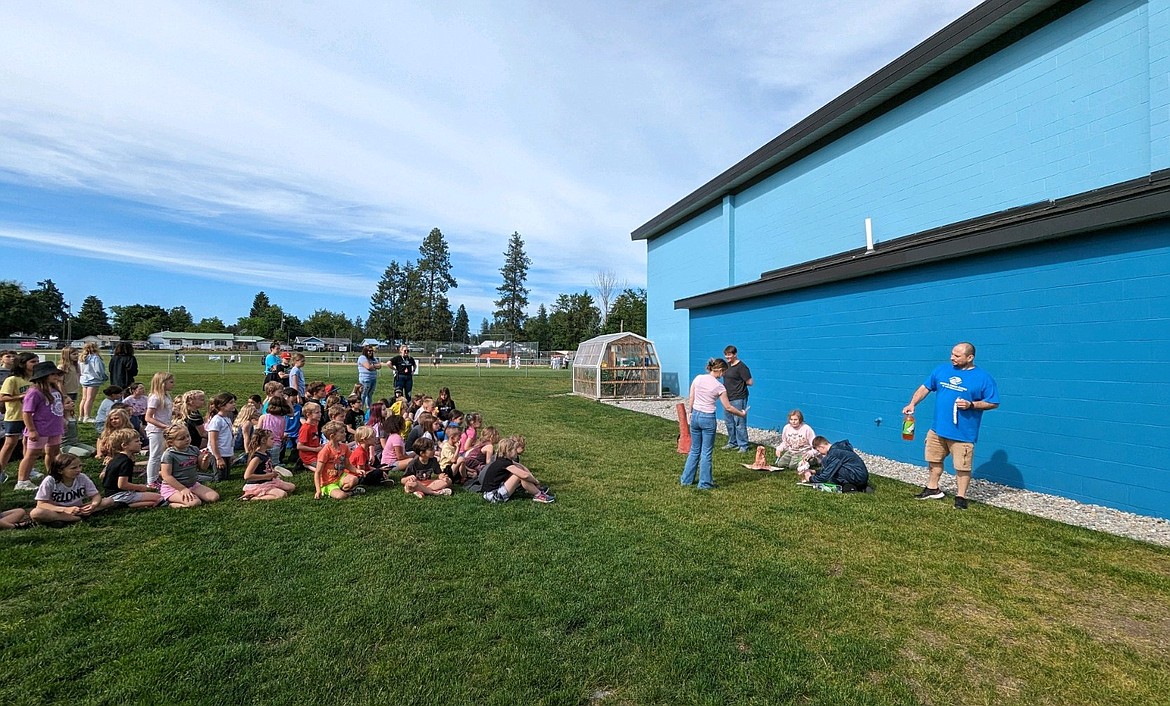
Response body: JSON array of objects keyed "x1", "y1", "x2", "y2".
[{"x1": 572, "y1": 332, "x2": 661, "y2": 399}]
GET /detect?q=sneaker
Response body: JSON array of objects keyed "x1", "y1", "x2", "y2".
[
  {"x1": 532, "y1": 491, "x2": 555, "y2": 503},
  {"x1": 721, "y1": 444, "x2": 736, "y2": 451},
  {"x1": 436, "y1": 488, "x2": 453, "y2": 496},
  {"x1": 914, "y1": 487, "x2": 945, "y2": 500},
  {"x1": 738, "y1": 447, "x2": 749, "y2": 454},
  {"x1": 11, "y1": 519, "x2": 35, "y2": 530},
  {"x1": 954, "y1": 496, "x2": 969, "y2": 510},
  {"x1": 350, "y1": 486, "x2": 367, "y2": 495},
  {"x1": 29, "y1": 470, "x2": 44, "y2": 480},
  {"x1": 13, "y1": 480, "x2": 37, "y2": 491},
  {"x1": 147, "y1": 481, "x2": 161, "y2": 490},
  {"x1": 0, "y1": 471, "x2": 7, "y2": 485}
]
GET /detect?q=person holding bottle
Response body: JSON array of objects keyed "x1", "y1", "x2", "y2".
[{"x1": 902, "y1": 342, "x2": 999, "y2": 510}]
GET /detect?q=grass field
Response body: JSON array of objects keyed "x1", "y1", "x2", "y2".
[{"x1": 2, "y1": 355, "x2": 1169, "y2": 705}]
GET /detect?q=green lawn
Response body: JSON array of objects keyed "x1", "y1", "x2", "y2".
[{"x1": 2, "y1": 357, "x2": 1168, "y2": 705}]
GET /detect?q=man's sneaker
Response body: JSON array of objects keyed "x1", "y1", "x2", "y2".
[
  {"x1": 721, "y1": 444, "x2": 736, "y2": 451},
  {"x1": 533, "y1": 491, "x2": 555, "y2": 503},
  {"x1": 914, "y1": 487, "x2": 945, "y2": 500},
  {"x1": 13, "y1": 480, "x2": 38, "y2": 491},
  {"x1": 29, "y1": 470, "x2": 44, "y2": 480},
  {"x1": 954, "y1": 496, "x2": 969, "y2": 510},
  {"x1": 738, "y1": 447, "x2": 749, "y2": 454}
]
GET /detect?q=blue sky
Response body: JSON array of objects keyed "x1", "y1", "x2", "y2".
[{"x1": 0, "y1": 0, "x2": 980, "y2": 328}]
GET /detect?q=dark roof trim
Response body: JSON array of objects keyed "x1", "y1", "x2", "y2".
[
  {"x1": 675, "y1": 170, "x2": 1170, "y2": 310},
  {"x1": 633, "y1": 0, "x2": 1081, "y2": 242}
]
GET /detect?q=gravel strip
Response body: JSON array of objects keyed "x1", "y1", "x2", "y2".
[{"x1": 602, "y1": 397, "x2": 1170, "y2": 547}]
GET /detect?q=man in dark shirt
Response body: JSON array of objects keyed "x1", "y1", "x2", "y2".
[{"x1": 720, "y1": 345, "x2": 753, "y2": 453}]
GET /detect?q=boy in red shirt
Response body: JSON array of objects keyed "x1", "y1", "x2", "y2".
[{"x1": 296, "y1": 402, "x2": 322, "y2": 470}]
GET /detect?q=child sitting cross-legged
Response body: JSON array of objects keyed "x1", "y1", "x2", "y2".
[
  {"x1": 241, "y1": 428, "x2": 296, "y2": 501},
  {"x1": 314, "y1": 421, "x2": 365, "y2": 500},
  {"x1": 31, "y1": 453, "x2": 115, "y2": 526},
  {"x1": 400, "y1": 437, "x2": 452, "y2": 498},
  {"x1": 99, "y1": 429, "x2": 163, "y2": 509},
  {"x1": 159, "y1": 423, "x2": 220, "y2": 509}
]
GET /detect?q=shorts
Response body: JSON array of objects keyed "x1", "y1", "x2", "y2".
[
  {"x1": 3, "y1": 420, "x2": 24, "y2": 437},
  {"x1": 321, "y1": 481, "x2": 346, "y2": 496},
  {"x1": 109, "y1": 490, "x2": 146, "y2": 506},
  {"x1": 483, "y1": 486, "x2": 511, "y2": 503},
  {"x1": 925, "y1": 430, "x2": 974, "y2": 471},
  {"x1": 25, "y1": 434, "x2": 62, "y2": 450},
  {"x1": 160, "y1": 482, "x2": 206, "y2": 500}
]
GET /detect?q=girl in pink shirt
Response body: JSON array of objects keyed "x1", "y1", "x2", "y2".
[
  {"x1": 774, "y1": 409, "x2": 817, "y2": 471},
  {"x1": 680, "y1": 358, "x2": 747, "y2": 490}
]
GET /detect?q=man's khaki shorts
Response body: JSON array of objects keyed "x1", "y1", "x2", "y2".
[{"x1": 924, "y1": 429, "x2": 974, "y2": 472}]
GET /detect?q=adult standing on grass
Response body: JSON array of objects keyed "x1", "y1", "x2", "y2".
[
  {"x1": 902, "y1": 342, "x2": 1000, "y2": 510},
  {"x1": 356, "y1": 344, "x2": 382, "y2": 410},
  {"x1": 389, "y1": 344, "x2": 417, "y2": 398},
  {"x1": 109, "y1": 341, "x2": 139, "y2": 390},
  {"x1": 681, "y1": 358, "x2": 748, "y2": 490},
  {"x1": 720, "y1": 345, "x2": 753, "y2": 453}
]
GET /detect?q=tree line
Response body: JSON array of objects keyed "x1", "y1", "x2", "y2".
[{"x1": 2, "y1": 229, "x2": 645, "y2": 351}]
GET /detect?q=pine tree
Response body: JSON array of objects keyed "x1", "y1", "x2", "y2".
[
  {"x1": 494, "y1": 232, "x2": 530, "y2": 340},
  {"x1": 367, "y1": 262, "x2": 404, "y2": 342},
  {"x1": 72, "y1": 295, "x2": 112, "y2": 338},
  {"x1": 452, "y1": 305, "x2": 470, "y2": 343},
  {"x1": 29, "y1": 279, "x2": 67, "y2": 338},
  {"x1": 415, "y1": 228, "x2": 457, "y2": 341},
  {"x1": 249, "y1": 291, "x2": 272, "y2": 318}
]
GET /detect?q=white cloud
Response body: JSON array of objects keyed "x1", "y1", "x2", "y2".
[
  {"x1": 0, "y1": 0, "x2": 983, "y2": 310},
  {"x1": 0, "y1": 226, "x2": 372, "y2": 297}
]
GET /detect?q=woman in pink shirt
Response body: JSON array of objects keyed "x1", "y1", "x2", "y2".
[{"x1": 681, "y1": 358, "x2": 747, "y2": 490}]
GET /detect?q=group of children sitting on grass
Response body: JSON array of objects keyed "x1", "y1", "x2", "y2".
[
  {"x1": 762, "y1": 409, "x2": 872, "y2": 493},
  {"x1": 0, "y1": 365, "x2": 555, "y2": 529}
]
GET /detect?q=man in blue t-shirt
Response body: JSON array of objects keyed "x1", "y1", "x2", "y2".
[{"x1": 902, "y1": 342, "x2": 999, "y2": 510}]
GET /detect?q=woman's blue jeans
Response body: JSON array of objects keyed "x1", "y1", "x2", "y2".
[
  {"x1": 680, "y1": 411, "x2": 717, "y2": 489},
  {"x1": 360, "y1": 378, "x2": 377, "y2": 410}
]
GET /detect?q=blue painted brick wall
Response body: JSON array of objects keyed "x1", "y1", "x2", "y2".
[
  {"x1": 730, "y1": 0, "x2": 1152, "y2": 282},
  {"x1": 647, "y1": 204, "x2": 726, "y2": 389},
  {"x1": 688, "y1": 220, "x2": 1170, "y2": 518}
]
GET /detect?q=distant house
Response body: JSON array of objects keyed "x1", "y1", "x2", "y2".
[
  {"x1": 147, "y1": 331, "x2": 264, "y2": 351},
  {"x1": 72, "y1": 335, "x2": 120, "y2": 349},
  {"x1": 293, "y1": 336, "x2": 326, "y2": 352},
  {"x1": 318, "y1": 337, "x2": 351, "y2": 352}
]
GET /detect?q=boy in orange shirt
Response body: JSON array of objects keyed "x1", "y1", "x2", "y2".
[{"x1": 314, "y1": 421, "x2": 364, "y2": 499}]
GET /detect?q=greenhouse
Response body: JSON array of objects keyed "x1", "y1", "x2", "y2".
[{"x1": 572, "y1": 332, "x2": 661, "y2": 399}]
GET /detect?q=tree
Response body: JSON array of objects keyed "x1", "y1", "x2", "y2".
[
  {"x1": 110, "y1": 304, "x2": 170, "y2": 340},
  {"x1": 452, "y1": 305, "x2": 470, "y2": 343},
  {"x1": 479, "y1": 318, "x2": 490, "y2": 337},
  {"x1": 168, "y1": 306, "x2": 194, "y2": 332},
  {"x1": 548, "y1": 292, "x2": 600, "y2": 349},
  {"x1": 591, "y1": 269, "x2": 620, "y2": 328},
  {"x1": 602, "y1": 288, "x2": 647, "y2": 336},
  {"x1": 249, "y1": 291, "x2": 273, "y2": 318},
  {"x1": 525, "y1": 304, "x2": 552, "y2": 352},
  {"x1": 416, "y1": 228, "x2": 458, "y2": 341},
  {"x1": 194, "y1": 317, "x2": 227, "y2": 333},
  {"x1": 494, "y1": 232, "x2": 530, "y2": 340},
  {"x1": 29, "y1": 279, "x2": 67, "y2": 338},
  {"x1": 0, "y1": 280, "x2": 37, "y2": 337},
  {"x1": 302, "y1": 309, "x2": 355, "y2": 338},
  {"x1": 72, "y1": 295, "x2": 112, "y2": 339}
]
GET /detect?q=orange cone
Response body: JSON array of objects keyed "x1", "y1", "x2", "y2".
[{"x1": 676, "y1": 403, "x2": 691, "y2": 454}]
